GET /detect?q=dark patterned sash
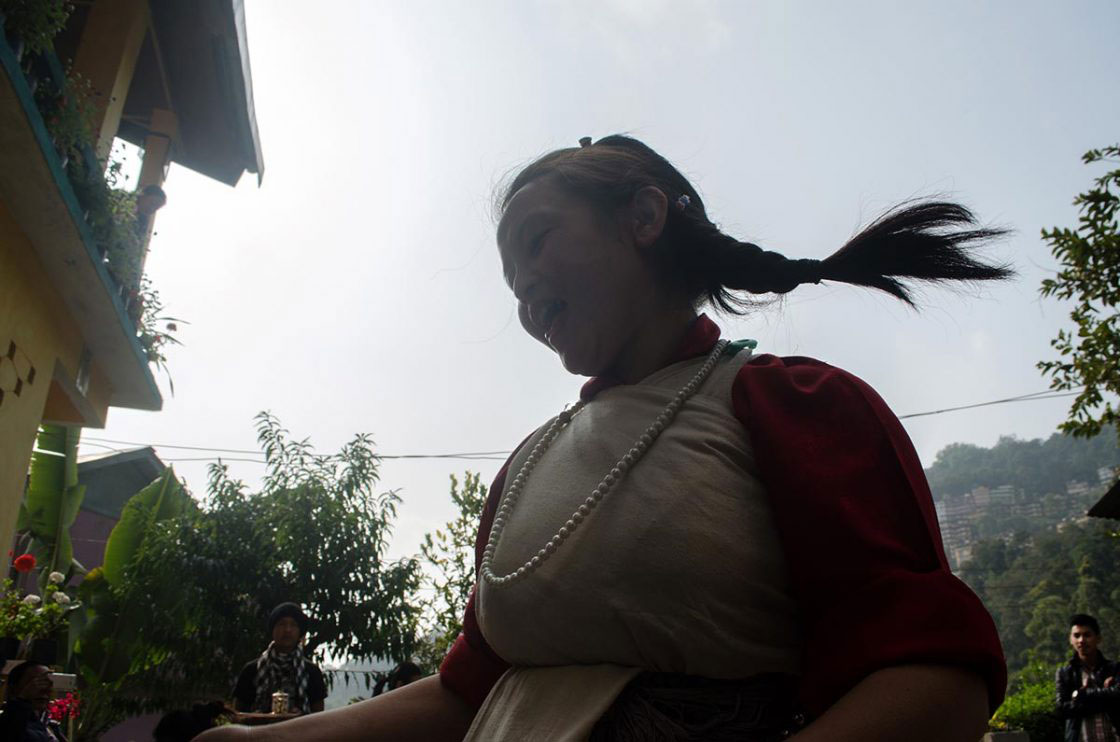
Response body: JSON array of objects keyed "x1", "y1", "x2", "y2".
[{"x1": 589, "y1": 672, "x2": 803, "y2": 742}]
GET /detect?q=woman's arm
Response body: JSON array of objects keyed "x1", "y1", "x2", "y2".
[
  {"x1": 733, "y1": 356, "x2": 1006, "y2": 715},
  {"x1": 193, "y1": 675, "x2": 475, "y2": 742},
  {"x1": 791, "y1": 664, "x2": 989, "y2": 742}
]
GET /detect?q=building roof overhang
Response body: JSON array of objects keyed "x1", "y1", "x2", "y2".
[
  {"x1": 1089, "y1": 480, "x2": 1120, "y2": 521},
  {"x1": 118, "y1": 0, "x2": 264, "y2": 186}
]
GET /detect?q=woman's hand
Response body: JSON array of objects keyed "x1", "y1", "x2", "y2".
[{"x1": 194, "y1": 675, "x2": 475, "y2": 742}]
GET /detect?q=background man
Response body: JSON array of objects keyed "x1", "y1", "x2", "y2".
[
  {"x1": 233, "y1": 602, "x2": 327, "y2": 714},
  {"x1": 1057, "y1": 613, "x2": 1120, "y2": 742},
  {"x1": 0, "y1": 661, "x2": 66, "y2": 741}
]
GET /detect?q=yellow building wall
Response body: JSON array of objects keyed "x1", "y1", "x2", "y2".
[{"x1": 0, "y1": 199, "x2": 109, "y2": 554}]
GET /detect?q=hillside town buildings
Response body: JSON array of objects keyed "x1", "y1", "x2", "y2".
[{"x1": 936, "y1": 466, "x2": 1120, "y2": 570}]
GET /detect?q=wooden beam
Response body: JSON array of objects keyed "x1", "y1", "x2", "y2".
[{"x1": 72, "y1": 0, "x2": 149, "y2": 162}]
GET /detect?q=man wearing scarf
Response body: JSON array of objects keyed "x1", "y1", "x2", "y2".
[{"x1": 233, "y1": 602, "x2": 327, "y2": 714}]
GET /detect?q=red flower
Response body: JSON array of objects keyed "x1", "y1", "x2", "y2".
[
  {"x1": 48, "y1": 693, "x2": 80, "y2": 722},
  {"x1": 13, "y1": 554, "x2": 36, "y2": 572}
]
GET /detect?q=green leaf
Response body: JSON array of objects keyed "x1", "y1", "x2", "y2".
[
  {"x1": 26, "y1": 425, "x2": 69, "y2": 537},
  {"x1": 61, "y1": 484, "x2": 85, "y2": 530},
  {"x1": 102, "y1": 468, "x2": 186, "y2": 586},
  {"x1": 25, "y1": 424, "x2": 84, "y2": 580},
  {"x1": 76, "y1": 612, "x2": 136, "y2": 684},
  {"x1": 16, "y1": 502, "x2": 30, "y2": 533}
]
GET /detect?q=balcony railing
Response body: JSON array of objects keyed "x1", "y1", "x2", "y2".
[
  {"x1": 0, "y1": 15, "x2": 161, "y2": 410},
  {"x1": 14, "y1": 42, "x2": 150, "y2": 320}
]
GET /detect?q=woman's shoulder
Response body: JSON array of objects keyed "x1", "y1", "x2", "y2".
[
  {"x1": 736, "y1": 352, "x2": 885, "y2": 407},
  {"x1": 732, "y1": 352, "x2": 910, "y2": 446},
  {"x1": 741, "y1": 352, "x2": 858, "y2": 379}
]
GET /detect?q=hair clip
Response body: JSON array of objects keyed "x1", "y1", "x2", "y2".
[
  {"x1": 676, "y1": 194, "x2": 691, "y2": 211},
  {"x1": 579, "y1": 137, "x2": 593, "y2": 148}
]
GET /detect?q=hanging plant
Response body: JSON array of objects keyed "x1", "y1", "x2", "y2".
[
  {"x1": 136, "y1": 277, "x2": 185, "y2": 393},
  {"x1": 36, "y1": 66, "x2": 99, "y2": 165},
  {"x1": 0, "y1": 0, "x2": 74, "y2": 56}
]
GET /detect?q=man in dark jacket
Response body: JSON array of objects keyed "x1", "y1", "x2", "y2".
[
  {"x1": 1056, "y1": 614, "x2": 1120, "y2": 742},
  {"x1": 232, "y1": 602, "x2": 327, "y2": 715},
  {"x1": 0, "y1": 661, "x2": 67, "y2": 741}
]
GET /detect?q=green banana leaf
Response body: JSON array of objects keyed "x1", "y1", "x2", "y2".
[
  {"x1": 78, "y1": 469, "x2": 189, "y2": 686},
  {"x1": 16, "y1": 501, "x2": 30, "y2": 532},
  {"x1": 101, "y1": 467, "x2": 186, "y2": 586},
  {"x1": 74, "y1": 569, "x2": 135, "y2": 684},
  {"x1": 24, "y1": 424, "x2": 85, "y2": 586}
]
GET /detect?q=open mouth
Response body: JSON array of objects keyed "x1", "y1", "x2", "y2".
[{"x1": 530, "y1": 299, "x2": 566, "y2": 337}]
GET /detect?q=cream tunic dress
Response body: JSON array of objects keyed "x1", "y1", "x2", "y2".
[{"x1": 468, "y1": 347, "x2": 802, "y2": 741}]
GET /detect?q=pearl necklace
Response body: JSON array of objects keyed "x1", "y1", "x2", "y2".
[{"x1": 481, "y1": 339, "x2": 730, "y2": 588}]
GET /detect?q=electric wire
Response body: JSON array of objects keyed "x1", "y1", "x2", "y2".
[
  {"x1": 897, "y1": 390, "x2": 1081, "y2": 420},
  {"x1": 77, "y1": 387, "x2": 1086, "y2": 463}
]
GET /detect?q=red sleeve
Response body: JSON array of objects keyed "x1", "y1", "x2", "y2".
[
  {"x1": 733, "y1": 354, "x2": 1007, "y2": 716},
  {"x1": 438, "y1": 457, "x2": 515, "y2": 707}
]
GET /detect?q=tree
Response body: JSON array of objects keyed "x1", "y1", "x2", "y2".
[
  {"x1": 924, "y1": 426, "x2": 1119, "y2": 501},
  {"x1": 414, "y1": 472, "x2": 487, "y2": 672},
  {"x1": 1039, "y1": 144, "x2": 1120, "y2": 446},
  {"x1": 959, "y1": 522, "x2": 1120, "y2": 676},
  {"x1": 73, "y1": 413, "x2": 421, "y2": 739},
  {"x1": 74, "y1": 469, "x2": 193, "y2": 738}
]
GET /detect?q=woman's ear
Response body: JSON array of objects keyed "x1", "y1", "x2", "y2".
[{"x1": 630, "y1": 186, "x2": 669, "y2": 249}]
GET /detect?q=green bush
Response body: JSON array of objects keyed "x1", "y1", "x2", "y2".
[{"x1": 990, "y1": 663, "x2": 1063, "y2": 742}]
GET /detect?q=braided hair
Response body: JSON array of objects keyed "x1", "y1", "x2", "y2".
[{"x1": 497, "y1": 135, "x2": 1012, "y2": 312}]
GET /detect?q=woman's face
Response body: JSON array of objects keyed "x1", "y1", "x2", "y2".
[{"x1": 497, "y1": 178, "x2": 664, "y2": 377}]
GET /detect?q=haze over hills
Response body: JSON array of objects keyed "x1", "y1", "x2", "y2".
[{"x1": 924, "y1": 426, "x2": 1118, "y2": 502}]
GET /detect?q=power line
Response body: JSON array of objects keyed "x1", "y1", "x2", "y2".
[
  {"x1": 898, "y1": 390, "x2": 1081, "y2": 420},
  {"x1": 81, "y1": 436, "x2": 513, "y2": 462},
  {"x1": 77, "y1": 387, "x2": 1090, "y2": 463}
]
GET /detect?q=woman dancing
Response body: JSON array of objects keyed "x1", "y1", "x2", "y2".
[{"x1": 198, "y1": 134, "x2": 1008, "y2": 741}]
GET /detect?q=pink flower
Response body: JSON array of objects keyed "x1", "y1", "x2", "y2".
[{"x1": 48, "y1": 693, "x2": 80, "y2": 722}]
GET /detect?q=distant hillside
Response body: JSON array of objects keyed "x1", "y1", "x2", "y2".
[{"x1": 924, "y1": 426, "x2": 1118, "y2": 501}]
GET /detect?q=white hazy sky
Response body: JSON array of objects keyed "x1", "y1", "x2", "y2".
[{"x1": 80, "y1": 0, "x2": 1120, "y2": 558}]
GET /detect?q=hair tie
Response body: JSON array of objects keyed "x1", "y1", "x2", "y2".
[
  {"x1": 794, "y1": 258, "x2": 823, "y2": 285},
  {"x1": 676, "y1": 194, "x2": 691, "y2": 211},
  {"x1": 579, "y1": 137, "x2": 593, "y2": 148}
]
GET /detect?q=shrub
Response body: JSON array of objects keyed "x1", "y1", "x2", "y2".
[{"x1": 990, "y1": 662, "x2": 1063, "y2": 742}]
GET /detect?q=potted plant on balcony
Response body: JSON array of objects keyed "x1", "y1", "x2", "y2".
[
  {"x1": 36, "y1": 67, "x2": 97, "y2": 169},
  {"x1": 22, "y1": 570, "x2": 81, "y2": 666},
  {"x1": 0, "y1": 578, "x2": 34, "y2": 663},
  {"x1": 0, "y1": 0, "x2": 73, "y2": 60},
  {"x1": 1, "y1": 551, "x2": 44, "y2": 662}
]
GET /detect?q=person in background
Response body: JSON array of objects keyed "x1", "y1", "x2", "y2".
[
  {"x1": 0, "y1": 661, "x2": 66, "y2": 741},
  {"x1": 373, "y1": 663, "x2": 425, "y2": 696},
  {"x1": 233, "y1": 602, "x2": 327, "y2": 715},
  {"x1": 134, "y1": 184, "x2": 168, "y2": 235},
  {"x1": 1057, "y1": 613, "x2": 1120, "y2": 742}
]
